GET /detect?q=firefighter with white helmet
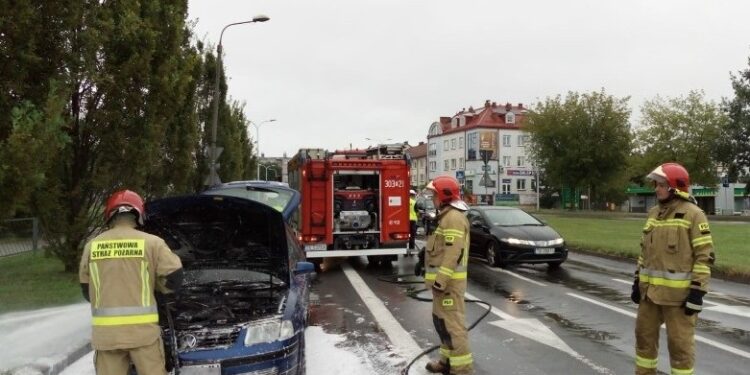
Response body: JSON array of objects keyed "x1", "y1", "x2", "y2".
[
  {"x1": 632, "y1": 163, "x2": 715, "y2": 375},
  {"x1": 421, "y1": 176, "x2": 473, "y2": 374},
  {"x1": 79, "y1": 189, "x2": 183, "y2": 375}
]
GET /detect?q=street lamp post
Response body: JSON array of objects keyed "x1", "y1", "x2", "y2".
[
  {"x1": 258, "y1": 164, "x2": 277, "y2": 181},
  {"x1": 207, "y1": 15, "x2": 270, "y2": 186},
  {"x1": 251, "y1": 119, "x2": 276, "y2": 179}
]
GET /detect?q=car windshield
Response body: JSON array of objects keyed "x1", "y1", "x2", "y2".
[
  {"x1": 484, "y1": 209, "x2": 543, "y2": 226},
  {"x1": 204, "y1": 186, "x2": 293, "y2": 212},
  {"x1": 417, "y1": 197, "x2": 436, "y2": 211}
]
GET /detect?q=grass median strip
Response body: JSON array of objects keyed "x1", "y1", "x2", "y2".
[
  {"x1": 0, "y1": 251, "x2": 83, "y2": 314},
  {"x1": 537, "y1": 213, "x2": 750, "y2": 278}
]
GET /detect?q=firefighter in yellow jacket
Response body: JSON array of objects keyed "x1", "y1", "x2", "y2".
[
  {"x1": 79, "y1": 190, "x2": 183, "y2": 375},
  {"x1": 632, "y1": 163, "x2": 715, "y2": 375},
  {"x1": 423, "y1": 176, "x2": 473, "y2": 374}
]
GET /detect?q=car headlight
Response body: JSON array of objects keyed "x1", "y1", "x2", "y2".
[
  {"x1": 549, "y1": 238, "x2": 564, "y2": 246},
  {"x1": 500, "y1": 237, "x2": 535, "y2": 246},
  {"x1": 243, "y1": 316, "x2": 295, "y2": 346}
]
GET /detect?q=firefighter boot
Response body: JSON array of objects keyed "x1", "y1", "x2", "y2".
[{"x1": 425, "y1": 359, "x2": 449, "y2": 374}]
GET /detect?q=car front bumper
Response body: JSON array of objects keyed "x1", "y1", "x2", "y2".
[
  {"x1": 499, "y1": 246, "x2": 568, "y2": 264},
  {"x1": 178, "y1": 335, "x2": 301, "y2": 375}
]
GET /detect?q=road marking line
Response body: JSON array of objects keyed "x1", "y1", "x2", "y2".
[
  {"x1": 468, "y1": 291, "x2": 613, "y2": 374},
  {"x1": 568, "y1": 293, "x2": 750, "y2": 359},
  {"x1": 612, "y1": 278, "x2": 750, "y2": 318},
  {"x1": 341, "y1": 263, "x2": 428, "y2": 373},
  {"x1": 568, "y1": 292, "x2": 637, "y2": 318},
  {"x1": 484, "y1": 265, "x2": 547, "y2": 286}
]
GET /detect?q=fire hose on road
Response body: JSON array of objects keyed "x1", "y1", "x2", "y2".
[{"x1": 378, "y1": 246, "x2": 492, "y2": 375}]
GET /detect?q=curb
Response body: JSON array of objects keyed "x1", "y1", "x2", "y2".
[
  {"x1": 5, "y1": 342, "x2": 91, "y2": 375},
  {"x1": 569, "y1": 247, "x2": 750, "y2": 285}
]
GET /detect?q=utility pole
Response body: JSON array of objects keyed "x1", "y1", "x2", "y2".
[{"x1": 206, "y1": 15, "x2": 270, "y2": 186}]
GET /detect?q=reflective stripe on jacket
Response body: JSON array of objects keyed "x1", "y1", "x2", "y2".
[
  {"x1": 425, "y1": 206, "x2": 470, "y2": 289},
  {"x1": 637, "y1": 198, "x2": 714, "y2": 306}
]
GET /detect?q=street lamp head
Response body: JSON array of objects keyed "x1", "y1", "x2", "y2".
[{"x1": 253, "y1": 15, "x2": 270, "y2": 23}]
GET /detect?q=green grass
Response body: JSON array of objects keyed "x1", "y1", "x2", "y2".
[
  {"x1": 0, "y1": 251, "x2": 83, "y2": 314},
  {"x1": 537, "y1": 213, "x2": 750, "y2": 277}
]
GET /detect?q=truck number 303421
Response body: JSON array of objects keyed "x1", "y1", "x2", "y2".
[{"x1": 384, "y1": 179, "x2": 405, "y2": 188}]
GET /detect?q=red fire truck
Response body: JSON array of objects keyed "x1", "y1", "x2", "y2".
[{"x1": 287, "y1": 144, "x2": 412, "y2": 265}]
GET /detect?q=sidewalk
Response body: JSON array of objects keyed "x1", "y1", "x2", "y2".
[{"x1": 0, "y1": 303, "x2": 91, "y2": 375}]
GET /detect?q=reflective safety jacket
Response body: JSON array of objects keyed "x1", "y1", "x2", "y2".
[
  {"x1": 425, "y1": 206, "x2": 470, "y2": 291},
  {"x1": 79, "y1": 221, "x2": 182, "y2": 350},
  {"x1": 637, "y1": 197, "x2": 715, "y2": 306},
  {"x1": 409, "y1": 197, "x2": 418, "y2": 221}
]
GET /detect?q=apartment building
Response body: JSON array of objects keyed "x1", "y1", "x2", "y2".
[
  {"x1": 405, "y1": 142, "x2": 428, "y2": 189},
  {"x1": 426, "y1": 100, "x2": 536, "y2": 206}
]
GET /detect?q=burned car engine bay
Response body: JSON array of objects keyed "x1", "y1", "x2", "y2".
[{"x1": 144, "y1": 195, "x2": 291, "y2": 354}]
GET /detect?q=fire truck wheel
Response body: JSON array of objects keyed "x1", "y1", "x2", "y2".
[{"x1": 311, "y1": 258, "x2": 322, "y2": 273}]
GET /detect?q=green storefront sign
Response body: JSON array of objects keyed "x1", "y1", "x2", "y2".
[{"x1": 494, "y1": 193, "x2": 519, "y2": 206}]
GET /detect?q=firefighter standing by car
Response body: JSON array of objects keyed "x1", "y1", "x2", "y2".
[
  {"x1": 409, "y1": 189, "x2": 418, "y2": 253},
  {"x1": 79, "y1": 190, "x2": 183, "y2": 375},
  {"x1": 631, "y1": 163, "x2": 715, "y2": 375},
  {"x1": 421, "y1": 176, "x2": 473, "y2": 374}
]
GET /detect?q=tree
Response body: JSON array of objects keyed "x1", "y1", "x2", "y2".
[
  {"x1": 0, "y1": 1, "x2": 74, "y2": 219},
  {"x1": 0, "y1": 86, "x2": 69, "y2": 218},
  {"x1": 1, "y1": 1, "x2": 255, "y2": 272},
  {"x1": 723, "y1": 54, "x2": 750, "y2": 192},
  {"x1": 634, "y1": 90, "x2": 728, "y2": 186},
  {"x1": 526, "y1": 90, "x2": 632, "y2": 208}
]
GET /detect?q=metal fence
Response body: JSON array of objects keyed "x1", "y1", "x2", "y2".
[{"x1": 0, "y1": 217, "x2": 41, "y2": 257}]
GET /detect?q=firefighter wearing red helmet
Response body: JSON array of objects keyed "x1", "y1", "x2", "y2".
[
  {"x1": 79, "y1": 189, "x2": 183, "y2": 375},
  {"x1": 422, "y1": 176, "x2": 473, "y2": 374},
  {"x1": 632, "y1": 163, "x2": 715, "y2": 375}
]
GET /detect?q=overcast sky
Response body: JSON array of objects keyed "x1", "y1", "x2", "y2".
[{"x1": 187, "y1": 0, "x2": 750, "y2": 158}]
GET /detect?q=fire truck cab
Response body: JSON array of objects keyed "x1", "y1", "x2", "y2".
[{"x1": 288, "y1": 144, "x2": 412, "y2": 265}]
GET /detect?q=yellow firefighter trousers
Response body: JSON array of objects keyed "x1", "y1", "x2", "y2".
[
  {"x1": 94, "y1": 337, "x2": 166, "y2": 375},
  {"x1": 432, "y1": 287, "x2": 473, "y2": 374},
  {"x1": 635, "y1": 298, "x2": 696, "y2": 375}
]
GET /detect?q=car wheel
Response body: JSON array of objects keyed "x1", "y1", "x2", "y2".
[
  {"x1": 486, "y1": 240, "x2": 499, "y2": 267},
  {"x1": 547, "y1": 260, "x2": 563, "y2": 269}
]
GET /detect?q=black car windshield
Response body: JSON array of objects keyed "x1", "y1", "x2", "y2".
[
  {"x1": 204, "y1": 185, "x2": 293, "y2": 212},
  {"x1": 484, "y1": 209, "x2": 543, "y2": 226}
]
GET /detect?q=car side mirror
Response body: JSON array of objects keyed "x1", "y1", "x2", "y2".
[
  {"x1": 471, "y1": 220, "x2": 485, "y2": 229},
  {"x1": 294, "y1": 261, "x2": 316, "y2": 275}
]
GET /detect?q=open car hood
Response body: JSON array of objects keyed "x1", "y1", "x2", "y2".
[{"x1": 144, "y1": 195, "x2": 289, "y2": 280}]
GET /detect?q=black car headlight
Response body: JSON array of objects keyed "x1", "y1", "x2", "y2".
[
  {"x1": 500, "y1": 237, "x2": 564, "y2": 247},
  {"x1": 243, "y1": 316, "x2": 295, "y2": 346},
  {"x1": 500, "y1": 237, "x2": 535, "y2": 246}
]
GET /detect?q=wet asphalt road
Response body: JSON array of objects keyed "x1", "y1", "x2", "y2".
[{"x1": 308, "y1": 247, "x2": 750, "y2": 375}]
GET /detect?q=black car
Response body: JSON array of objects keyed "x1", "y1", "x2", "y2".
[
  {"x1": 466, "y1": 206, "x2": 567, "y2": 268},
  {"x1": 143, "y1": 181, "x2": 314, "y2": 375},
  {"x1": 414, "y1": 195, "x2": 437, "y2": 235}
]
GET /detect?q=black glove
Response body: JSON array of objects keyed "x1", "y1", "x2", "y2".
[
  {"x1": 684, "y1": 289, "x2": 706, "y2": 316},
  {"x1": 630, "y1": 277, "x2": 640, "y2": 304},
  {"x1": 414, "y1": 249, "x2": 425, "y2": 277}
]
